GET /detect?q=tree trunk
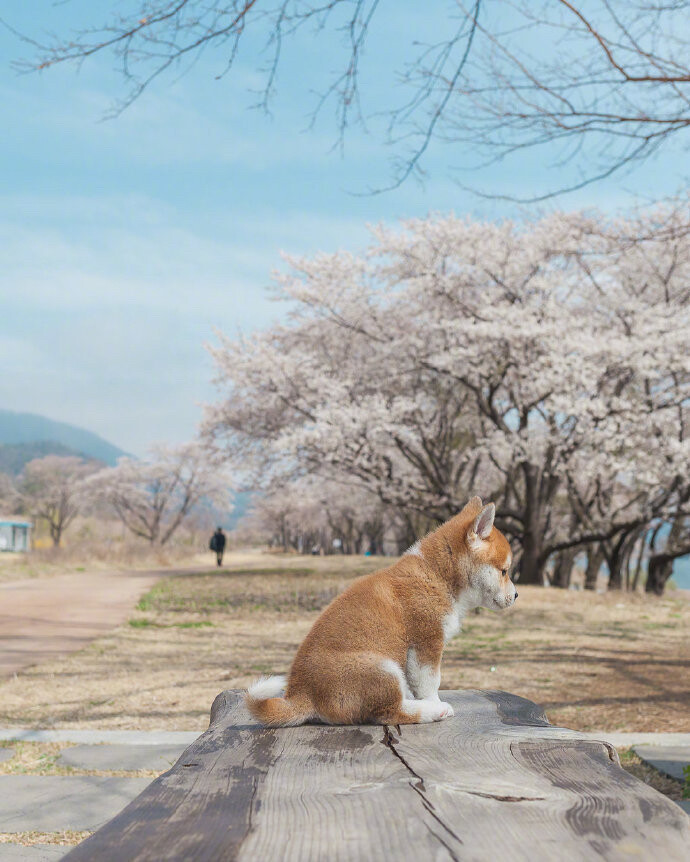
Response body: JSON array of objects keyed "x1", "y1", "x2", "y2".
[
  {"x1": 607, "y1": 557, "x2": 622, "y2": 590},
  {"x1": 552, "y1": 548, "x2": 577, "y2": 589},
  {"x1": 608, "y1": 529, "x2": 644, "y2": 591},
  {"x1": 517, "y1": 463, "x2": 551, "y2": 586},
  {"x1": 645, "y1": 554, "x2": 674, "y2": 596},
  {"x1": 631, "y1": 532, "x2": 647, "y2": 593},
  {"x1": 518, "y1": 529, "x2": 546, "y2": 585},
  {"x1": 46, "y1": 509, "x2": 63, "y2": 547},
  {"x1": 606, "y1": 533, "x2": 630, "y2": 590},
  {"x1": 584, "y1": 545, "x2": 605, "y2": 590}
]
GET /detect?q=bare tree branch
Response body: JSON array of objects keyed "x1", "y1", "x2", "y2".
[{"x1": 8, "y1": 1, "x2": 690, "y2": 197}]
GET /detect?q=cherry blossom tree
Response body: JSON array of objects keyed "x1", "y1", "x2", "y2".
[
  {"x1": 242, "y1": 480, "x2": 328, "y2": 553},
  {"x1": 205, "y1": 203, "x2": 690, "y2": 589},
  {"x1": 85, "y1": 443, "x2": 233, "y2": 545},
  {"x1": 0, "y1": 472, "x2": 19, "y2": 515},
  {"x1": 242, "y1": 476, "x2": 392, "y2": 554},
  {"x1": 20, "y1": 456, "x2": 99, "y2": 547}
]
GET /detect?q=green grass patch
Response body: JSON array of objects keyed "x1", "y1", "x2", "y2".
[
  {"x1": 128, "y1": 618, "x2": 215, "y2": 629},
  {"x1": 175, "y1": 620, "x2": 215, "y2": 629},
  {"x1": 129, "y1": 618, "x2": 155, "y2": 628},
  {"x1": 229, "y1": 567, "x2": 316, "y2": 577},
  {"x1": 193, "y1": 567, "x2": 317, "y2": 578},
  {"x1": 136, "y1": 581, "x2": 170, "y2": 611}
]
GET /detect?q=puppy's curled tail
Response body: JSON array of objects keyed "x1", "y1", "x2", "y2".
[{"x1": 245, "y1": 675, "x2": 312, "y2": 727}]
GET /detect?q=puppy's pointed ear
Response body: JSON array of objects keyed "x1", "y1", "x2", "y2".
[
  {"x1": 460, "y1": 496, "x2": 483, "y2": 519},
  {"x1": 467, "y1": 503, "x2": 495, "y2": 548}
]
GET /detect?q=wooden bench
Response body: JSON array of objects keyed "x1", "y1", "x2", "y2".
[{"x1": 63, "y1": 690, "x2": 690, "y2": 860}]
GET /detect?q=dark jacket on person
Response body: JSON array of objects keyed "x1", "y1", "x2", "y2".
[{"x1": 210, "y1": 529, "x2": 226, "y2": 552}]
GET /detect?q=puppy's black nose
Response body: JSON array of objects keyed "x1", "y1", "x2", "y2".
[{"x1": 514, "y1": 591, "x2": 519, "y2": 599}]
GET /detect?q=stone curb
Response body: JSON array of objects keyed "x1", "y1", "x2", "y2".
[
  {"x1": 0, "y1": 730, "x2": 200, "y2": 745},
  {"x1": 581, "y1": 732, "x2": 690, "y2": 747},
  {"x1": 2, "y1": 729, "x2": 689, "y2": 747},
  {"x1": 0, "y1": 727, "x2": 690, "y2": 748}
]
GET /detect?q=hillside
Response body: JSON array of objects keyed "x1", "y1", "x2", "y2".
[
  {"x1": 0, "y1": 410, "x2": 127, "y2": 469},
  {"x1": 0, "y1": 441, "x2": 92, "y2": 476}
]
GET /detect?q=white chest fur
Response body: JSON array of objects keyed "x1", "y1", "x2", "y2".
[{"x1": 442, "y1": 591, "x2": 480, "y2": 643}]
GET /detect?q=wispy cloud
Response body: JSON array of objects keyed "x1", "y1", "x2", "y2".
[{"x1": 0, "y1": 190, "x2": 373, "y2": 451}]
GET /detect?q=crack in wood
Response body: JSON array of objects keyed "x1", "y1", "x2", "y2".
[
  {"x1": 463, "y1": 790, "x2": 545, "y2": 802},
  {"x1": 233, "y1": 761, "x2": 263, "y2": 859},
  {"x1": 381, "y1": 725, "x2": 464, "y2": 852},
  {"x1": 246, "y1": 775, "x2": 259, "y2": 834},
  {"x1": 381, "y1": 726, "x2": 425, "y2": 790},
  {"x1": 424, "y1": 824, "x2": 461, "y2": 862}
]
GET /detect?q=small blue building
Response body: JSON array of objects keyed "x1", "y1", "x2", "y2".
[{"x1": 0, "y1": 517, "x2": 33, "y2": 552}]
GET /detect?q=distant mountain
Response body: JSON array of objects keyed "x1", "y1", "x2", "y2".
[
  {"x1": 0, "y1": 441, "x2": 93, "y2": 476},
  {"x1": 0, "y1": 410, "x2": 127, "y2": 470}
]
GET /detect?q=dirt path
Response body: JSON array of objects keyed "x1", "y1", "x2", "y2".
[{"x1": 0, "y1": 567, "x2": 200, "y2": 677}]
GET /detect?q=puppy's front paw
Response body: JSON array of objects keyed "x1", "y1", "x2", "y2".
[
  {"x1": 439, "y1": 702, "x2": 454, "y2": 719},
  {"x1": 417, "y1": 699, "x2": 454, "y2": 722}
]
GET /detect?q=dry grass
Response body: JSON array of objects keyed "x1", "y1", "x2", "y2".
[
  {"x1": 0, "y1": 531, "x2": 213, "y2": 585},
  {"x1": 0, "y1": 741, "x2": 160, "y2": 778},
  {"x1": 617, "y1": 748, "x2": 684, "y2": 800},
  {"x1": 0, "y1": 552, "x2": 687, "y2": 732},
  {"x1": 0, "y1": 830, "x2": 92, "y2": 847}
]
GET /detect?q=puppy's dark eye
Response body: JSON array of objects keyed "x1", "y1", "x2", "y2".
[{"x1": 501, "y1": 569, "x2": 507, "y2": 576}]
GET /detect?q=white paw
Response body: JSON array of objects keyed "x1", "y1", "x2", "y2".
[
  {"x1": 439, "y1": 702, "x2": 454, "y2": 719},
  {"x1": 410, "y1": 699, "x2": 455, "y2": 723}
]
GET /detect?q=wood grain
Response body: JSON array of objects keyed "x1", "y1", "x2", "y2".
[{"x1": 63, "y1": 690, "x2": 690, "y2": 861}]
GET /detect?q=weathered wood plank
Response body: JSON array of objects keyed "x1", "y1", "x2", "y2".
[
  {"x1": 63, "y1": 690, "x2": 690, "y2": 862},
  {"x1": 387, "y1": 691, "x2": 689, "y2": 860}
]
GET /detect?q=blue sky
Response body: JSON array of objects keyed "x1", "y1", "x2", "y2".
[{"x1": 1, "y1": 1, "x2": 687, "y2": 455}]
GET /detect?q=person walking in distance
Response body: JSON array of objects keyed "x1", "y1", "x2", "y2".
[{"x1": 210, "y1": 527, "x2": 226, "y2": 567}]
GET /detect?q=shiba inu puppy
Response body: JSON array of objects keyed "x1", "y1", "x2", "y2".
[{"x1": 246, "y1": 496, "x2": 517, "y2": 726}]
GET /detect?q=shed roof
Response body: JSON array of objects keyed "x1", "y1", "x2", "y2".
[{"x1": 0, "y1": 517, "x2": 33, "y2": 527}]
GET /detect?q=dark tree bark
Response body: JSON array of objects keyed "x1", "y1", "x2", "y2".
[
  {"x1": 607, "y1": 551, "x2": 623, "y2": 590},
  {"x1": 515, "y1": 464, "x2": 550, "y2": 585},
  {"x1": 606, "y1": 529, "x2": 640, "y2": 591},
  {"x1": 584, "y1": 545, "x2": 605, "y2": 591},
  {"x1": 552, "y1": 547, "x2": 578, "y2": 589},
  {"x1": 518, "y1": 529, "x2": 547, "y2": 585},
  {"x1": 645, "y1": 554, "x2": 674, "y2": 596},
  {"x1": 631, "y1": 533, "x2": 647, "y2": 593},
  {"x1": 646, "y1": 514, "x2": 690, "y2": 596}
]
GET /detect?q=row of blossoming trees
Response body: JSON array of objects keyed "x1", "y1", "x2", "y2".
[
  {"x1": 2, "y1": 444, "x2": 231, "y2": 550},
  {"x1": 204, "y1": 204, "x2": 690, "y2": 594}
]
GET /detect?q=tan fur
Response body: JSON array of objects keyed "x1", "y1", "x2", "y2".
[{"x1": 245, "y1": 497, "x2": 517, "y2": 726}]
